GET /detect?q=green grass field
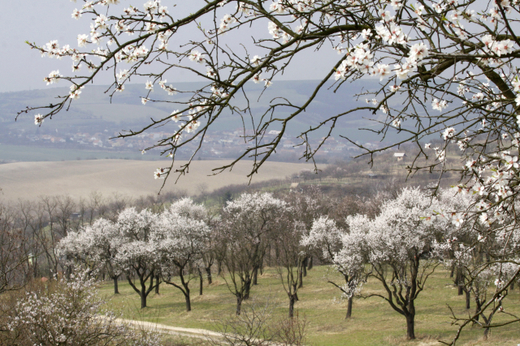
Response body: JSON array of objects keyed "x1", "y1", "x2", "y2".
[
  {"x1": 99, "y1": 266, "x2": 520, "y2": 346},
  {"x1": 0, "y1": 143, "x2": 148, "y2": 162}
]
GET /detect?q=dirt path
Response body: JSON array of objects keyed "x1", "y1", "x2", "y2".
[
  {"x1": 116, "y1": 318, "x2": 223, "y2": 341},
  {"x1": 117, "y1": 318, "x2": 284, "y2": 345}
]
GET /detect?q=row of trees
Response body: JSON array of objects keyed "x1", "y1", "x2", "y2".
[
  {"x1": 56, "y1": 186, "x2": 360, "y2": 314},
  {"x1": 305, "y1": 187, "x2": 520, "y2": 341},
  {"x1": 0, "y1": 191, "x2": 186, "y2": 295},
  {"x1": 57, "y1": 186, "x2": 520, "y2": 342},
  {"x1": 59, "y1": 194, "x2": 305, "y2": 313}
]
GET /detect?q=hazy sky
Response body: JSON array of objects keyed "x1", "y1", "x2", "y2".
[
  {"x1": 1, "y1": 0, "x2": 82, "y2": 93},
  {"x1": 0, "y1": 1, "x2": 336, "y2": 94}
]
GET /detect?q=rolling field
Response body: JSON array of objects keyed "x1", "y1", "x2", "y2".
[{"x1": 0, "y1": 159, "x2": 317, "y2": 202}]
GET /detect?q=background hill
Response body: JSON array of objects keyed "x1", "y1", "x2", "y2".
[{"x1": 0, "y1": 80, "x2": 407, "y2": 163}]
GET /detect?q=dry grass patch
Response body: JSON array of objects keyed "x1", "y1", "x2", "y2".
[{"x1": 0, "y1": 159, "x2": 319, "y2": 202}]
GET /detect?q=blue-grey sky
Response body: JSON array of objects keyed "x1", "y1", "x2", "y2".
[
  {"x1": 1, "y1": 1, "x2": 338, "y2": 94},
  {"x1": 1, "y1": 0, "x2": 81, "y2": 92}
]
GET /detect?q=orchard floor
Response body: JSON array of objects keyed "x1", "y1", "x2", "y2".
[{"x1": 99, "y1": 266, "x2": 520, "y2": 346}]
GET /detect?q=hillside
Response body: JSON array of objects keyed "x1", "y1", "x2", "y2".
[
  {"x1": 0, "y1": 80, "x2": 407, "y2": 163},
  {"x1": 0, "y1": 159, "x2": 318, "y2": 202}
]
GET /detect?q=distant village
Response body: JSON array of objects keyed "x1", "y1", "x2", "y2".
[{"x1": 9, "y1": 126, "x2": 375, "y2": 162}]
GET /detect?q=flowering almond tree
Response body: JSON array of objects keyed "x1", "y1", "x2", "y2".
[
  {"x1": 342, "y1": 188, "x2": 443, "y2": 340},
  {"x1": 114, "y1": 207, "x2": 159, "y2": 309},
  {"x1": 4, "y1": 270, "x2": 161, "y2": 346},
  {"x1": 301, "y1": 216, "x2": 363, "y2": 319},
  {"x1": 271, "y1": 214, "x2": 306, "y2": 319},
  {"x1": 58, "y1": 218, "x2": 124, "y2": 294},
  {"x1": 18, "y1": 0, "x2": 520, "y2": 340},
  {"x1": 164, "y1": 197, "x2": 217, "y2": 287},
  {"x1": 433, "y1": 188, "x2": 520, "y2": 341},
  {"x1": 282, "y1": 187, "x2": 334, "y2": 287},
  {"x1": 152, "y1": 199, "x2": 210, "y2": 312}
]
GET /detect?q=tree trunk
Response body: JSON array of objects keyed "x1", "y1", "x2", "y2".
[
  {"x1": 113, "y1": 276, "x2": 119, "y2": 294},
  {"x1": 252, "y1": 266, "x2": 258, "y2": 285},
  {"x1": 406, "y1": 314, "x2": 415, "y2": 340},
  {"x1": 184, "y1": 293, "x2": 192, "y2": 312},
  {"x1": 155, "y1": 275, "x2": 160, "y2": 294},
  {"x1": 483, "y1": 325, "x2": 490, "y2": 340},
  {"x1": 456, "y1": 268, "x2": 464, "y2": 296},
  {"x1": 308, "y1": 256, "x2": 313, "y2": 270},
  {"x1": 298, "y1": 266, "x2": 304, "y2": 289},
  {"x1": 474, "y1": 304, "x2": 481, "y2": 322},
  {"x1": 465, "y1": 289, "x2": 471, "y2": 310},
  {"x1": 33, "y1": 259, "x2": 39, "y2": 279},
  {"x1": 205, "y1": 266, "x2": 212, "y2": 285},
  {"x1": 236, "y1": 295, "x2": 243, "y2": 315},
  {"x1": 141, "y1": 276, "x2": 149, "y2": 309},
  {"x1": 302, "y1": 257, "x2": 308, "y2": 277},
  {"x1": 288, "y1": 295, "x2": 296, "y2": 318},
  {"x1": 140, "y1": 292, "x2": 147, "y2": 309},
  {"x1": 198, "y1": 268, "x2": 203, "y2": 296},
  {"x1": 346, "y1": 296, "x2": 353, "y2": 319},
  {"x1": 244, "y1": 280, "x2": 251, "y2": 300}
]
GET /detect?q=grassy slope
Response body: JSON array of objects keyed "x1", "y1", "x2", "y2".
[
  {"x1": 0, "y1": 144, "x2": 148, "y2": 162},
  {"x1": 100, "y1": 266, "x2": 520, "y2": 346}
]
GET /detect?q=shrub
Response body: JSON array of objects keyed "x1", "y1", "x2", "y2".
[{"x1": 0, "y1": 271, "x2": 161, "y2": 346}]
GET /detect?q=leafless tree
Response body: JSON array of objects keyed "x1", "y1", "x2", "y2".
[
  {"x1": 273, "y1": 218, "x2": 306, "y2": 318},
  {"x1": 220, "y1": 193, "x2": 287, "y2": 315},
  {"x1": 0, "y1": 203, "x2": 32, "y2": 295}
]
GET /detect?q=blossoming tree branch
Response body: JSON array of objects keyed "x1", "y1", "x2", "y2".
[{"x1": 22, "y1": 0, "x2": 518, "y2": 179}]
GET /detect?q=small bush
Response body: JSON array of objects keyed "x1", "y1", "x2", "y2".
[
  {"x1": 0, "y1": 271, "x2": 161, "y2": 346},
  {"x1": 210, "y1": 299, "x2": 308, "y2": 346}
]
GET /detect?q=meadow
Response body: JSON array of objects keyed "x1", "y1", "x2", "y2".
[{"x1": 99, "y1": 266, "x2": 520, "y2": 346}]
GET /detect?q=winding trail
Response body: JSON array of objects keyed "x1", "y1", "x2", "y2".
[{"x1": 116, "y1": 318, "x2": 222, "y2": 341}]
